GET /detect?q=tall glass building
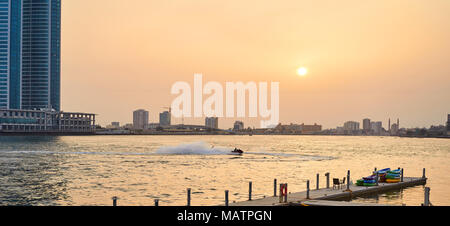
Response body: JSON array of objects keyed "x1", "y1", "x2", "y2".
[
  {"x1": 0, "y1": 0, "x2": 12, "y2": 109},
  {"x1": 0, "y1": 0, "x2": 60, "y2": 111}
]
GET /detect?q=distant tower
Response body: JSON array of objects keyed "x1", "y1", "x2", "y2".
[
  {"x1": 205, "y1": 117, "x2": 219, "y2": 129},
  {"x1": 0, "y1": 1, "x2": 61, "y2": 110},
  {"x1": 133, "y1": 109, "x2": 149, "y2": 130},
  {"x1": 397, "y1": 118, "x2": 399, "y2": 129},
  {"x1": 159, "y1": 111, "x2": 171, "y2": 127},
  {"x1": 363, "y1": 118, "x2": 371, "y2": 132},
  {"x1": 447, "y1": 114, "x2": 450, "y2": 132}
]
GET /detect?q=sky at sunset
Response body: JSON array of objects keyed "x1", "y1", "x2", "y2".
[{"x1": 62, "y1": 0, "x2": 450, "y2": 129}]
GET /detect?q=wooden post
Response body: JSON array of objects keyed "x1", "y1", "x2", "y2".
[
  {"x1": 376, "y1": 172, "x2": 379, "y2": 186},
  {"x1": 325, "y1": 172, "x2": 330, "y2": 189},
  {"x1": 112, "y1": 196, "x2": 118, "y2": 206},
  {"x1": 316, "y1": 173, "x2": 320, "y2": 190},
  {"x1": 248, "y1": 181, "x2": 252, "y2": 201},
  {"x1": 284, "y1": 183, "x2": 288, "y2": 203},
  {"x1": 424, "y1": 187, "x2": 430, "y2": 206},
  {"x1": 155, "y1": 199, "x2": 159, "y2": 206},
  {"x1": 347, "y1": 170, "x2": 350, "y2": 190},
  {"x1": 187, "y1": 188, "x2": 191, "y2": 206},
  {"x1": 273, "y1": 179, "x2": 277, "y2": 197},
  {"x1": 279, "y1": 184, "x2": 282, "y2": 203},
  {"x1": 225, "y1": 190, "x2": 229, "y2": 206},
  {"x1": 401, "y1": 168, "x2": 404, "y2": 182},
  {"x1": 423, "y1": 168, "x2": 426, "y2": 178},
  {"x1": 279, "y1": 183, "x2": 286, "y2": 203},
  {"x1": 306, "y1": 180, "x2": 310, "y2": 199}
]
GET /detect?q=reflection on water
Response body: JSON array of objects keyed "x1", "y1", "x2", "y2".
[
  {"x1": 0, "y1": 137, "x2": 69, "y2": 205},
  {"x1": 351, "y1": 186, "x2": 428, "y2": 206},
  {"x1": 0, "y1": 135, "x2": 449, "y2": 206}
]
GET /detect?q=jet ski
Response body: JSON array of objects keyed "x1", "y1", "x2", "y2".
[{"x1": 231, "y1": 148, "x2": 244, "y2": 155}]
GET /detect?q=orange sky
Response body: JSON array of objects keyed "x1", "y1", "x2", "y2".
[{"x1": 62, "y1": 0, "x2": 450, "y2": 129}]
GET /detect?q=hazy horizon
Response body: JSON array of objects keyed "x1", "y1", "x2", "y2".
[{"x1": 62, "y1": 0, "x2": 450, "y2": 129}]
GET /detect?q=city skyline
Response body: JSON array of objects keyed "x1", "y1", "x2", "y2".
[
  {"x1": 112, "y1": 108, "x2": 448, "y2": 131},
  {"x1": 61, "y1": 0, "x2": 450, "y2": 129}
]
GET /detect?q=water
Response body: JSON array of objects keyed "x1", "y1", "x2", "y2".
[{"x1": 0, "y1": 135, "x2": 448, "y2": 206}]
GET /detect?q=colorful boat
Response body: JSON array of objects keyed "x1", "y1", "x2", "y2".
[
  {"x1": 386, "y1": 178, "x2": 400, "y2": 183},
  {"x1": 386, "y1": 173, "x2": 400, "y2": 179},
  {"x1": 363, "y1": 175, "x2": 376, "y2": 180},
  {"x1": 388, "y1": 169, "x2": 401, "y2": 174},
  {"x1": 363, "y1": 179, "x2": 376, "y2": 183},
  {"x1": 356, "y1": 179, "x2": 364, "y2": 186},
  {"x1": 373, "y1": 168, "x2": 390, "y2": 175},
  {"x1": 358, "y1": 167, "x2": 402, "y2": 186}
]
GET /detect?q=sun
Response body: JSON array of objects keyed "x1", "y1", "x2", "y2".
[{"x1": 297, "y1": 67, "x2": 308, "y2": 76}]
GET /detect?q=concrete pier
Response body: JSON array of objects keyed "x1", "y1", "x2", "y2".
[{"x1": 228, "y1": 177, "x2": 426, "y2": 206}]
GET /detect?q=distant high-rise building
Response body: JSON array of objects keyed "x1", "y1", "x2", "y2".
[
  {"x1": 0, "y1": 0, "x2": 61, "y2": 111},
  {"x1": 370, "y1": 121, "x2": 383, "y2": 135},
  {"x1": 343, "y1": 121, "x2": 360, "y2": 132},
  {"x1": 133, "y1": 109, "x2": 149, "y2": 130},
  {"x1": 233, "y1": 121, "x2": 244, "y2": 131},
  {"x1": 447, "y1": 114, "x2": 450, "y2": 132},
  {"x1": 159, "y1": 111, "x2": 171, "y2": 127},
  {"x1": 205, "y1": 117, "x2": 218, "y2": 129},
  {"x1": 363, "y1": 118, "x2": 371, "y2": 131}
]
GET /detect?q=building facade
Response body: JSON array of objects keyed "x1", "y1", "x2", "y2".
[
  {"x1": 343, "y1": 121, "x2": 360, "y2": 132},
  {"x1": 299, "y1": 123, "x2": 322, "y2": 134},
  {"x1": 362, "y1": 118, "x2": 371, "y2": 131},
  {"x1": 370, "y1": 121, "x2": 383, "y2": 135},
  {"x1": 274, "y1": 123, "x2": 322, "y2": 134},
  {"x1": 0, "y1": 109, "x2": 95, "y2": 133},
  {"x1": 133, "y1": 109, "x2": 149, "y2": 130},
  {"x1": 205, "y1": 117, "x2": 218, "y2": 129},
  {"x1": 159, "y1": 111, "x2": 171, "y2": 127},
  {"x1": 0, "y1": 0, "x2": 61, "y2": 111},
  {"x1": 233, "y1": 121, "x2": 244, "y2": 131}
]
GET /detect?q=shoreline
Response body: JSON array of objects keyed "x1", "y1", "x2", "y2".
[{"x1": 0, "y1": 132, "x2": 448, "y2": 139}]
